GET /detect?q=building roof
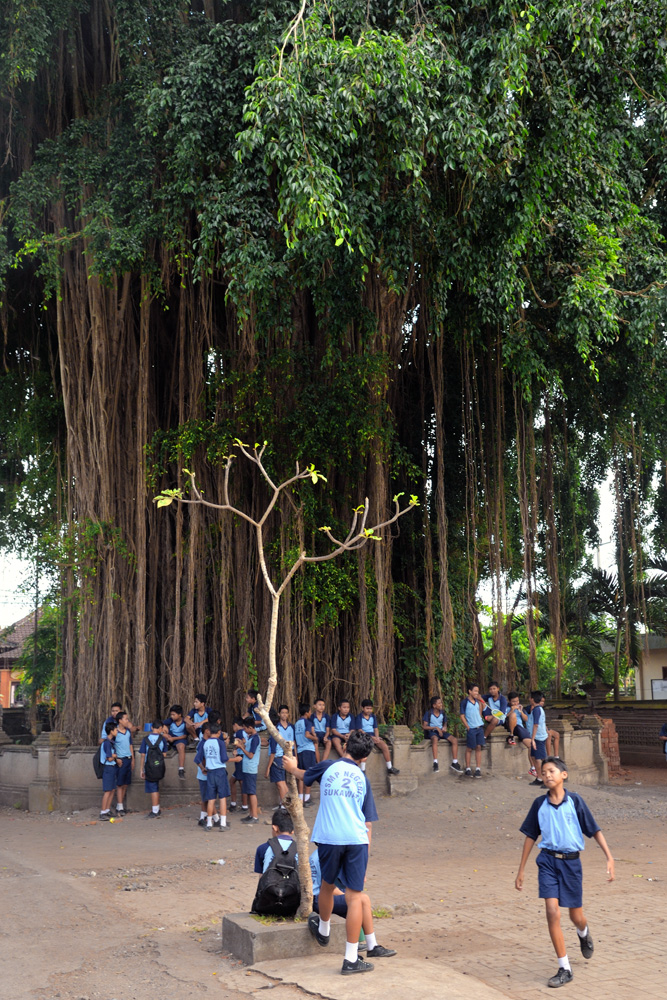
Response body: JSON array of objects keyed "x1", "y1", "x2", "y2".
[{"x1": 0, "y1": 608, "x2": 43, "y2": 667}]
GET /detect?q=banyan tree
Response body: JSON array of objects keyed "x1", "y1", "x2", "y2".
[{"x1": 1, "y1": 1, "x2": 667, "y2": 742}]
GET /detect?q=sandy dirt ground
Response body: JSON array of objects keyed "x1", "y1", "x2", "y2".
[{"x1": 2, "y1": 763, "x2": 666, "y2": 1000}]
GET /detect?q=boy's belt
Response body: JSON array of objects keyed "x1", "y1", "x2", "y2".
[{"x1": 543, "y1": 848, "x2": 580, "y2": 860}]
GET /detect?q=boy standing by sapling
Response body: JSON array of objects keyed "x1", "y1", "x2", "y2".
[
  {"x1": 238, "y1": 716, "x2": 260, "y2": 823},
  {"x1": 311, "y1": 697, "x2": 331, "y2": 761},
  {"x1": 265, "y1": 704, "x2": 294, "y2": 804},
  {"x1": 295, "y1": 702, "x2": 318, "y2": 806},
  {"x1": 515, "y1": 756, "x2": 614, "y2": 988},
  {"x1": 194, "y1": 721, "x2": 239, "y2": 831},
  {"x1": 355, "y1": 699, "x2": 400, "y2": 775},
  {"x1": 113, "y1": 710, "x2": 134, "y2": 816},
  {"x1": 329, "y1": 698, "x2": 354, "y2": 757},
  {"x1": 229, "y1": 716, "x2": 247, "y2": 812},
  {"x1": 163, "y1": 704, "x2": 188, "y2": 779},
  {"x1": 459, "y1": 682, "x2": 488, "y2": 777},
  {"x1": 99, "y1": 719, "x2": 119, "y2": 821},
  {"x1": 139, "y1": 719, "x2": 168, "y2": 818},
  {"x1": 422, "y1": 696, "x2": 462, "y2": 772}
]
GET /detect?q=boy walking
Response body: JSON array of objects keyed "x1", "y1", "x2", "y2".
[
  {"x1": 459, "y1": 682, "x2": 488, "y2": 777},
  {"x1": 422, "y1": 696, "x2": 462, "y2": 772},
  {"x1": 99, "y1": 719, "x2": 119, "y2": 821},
  {"x1": 355, "y1": 699, "x2": 400, "y2": 775},
  {"x1": 283, "y1": 730, "x2": 392, "y2": 975},
  {"x1": 515, "y1": 756, "x2": 614, "y2": 987},
  {"x1": 139, "y1": 720, "x2": 168, "y2": 818}
]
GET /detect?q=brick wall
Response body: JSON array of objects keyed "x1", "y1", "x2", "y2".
[{"x1": 600, "y1": 717, "x2": 622, "y2": 776}]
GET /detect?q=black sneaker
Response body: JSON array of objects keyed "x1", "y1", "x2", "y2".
[
  {"x1": 303, "y1": 799, "x2": 313, "y2": 807},
  {"x1": 308, "y1": 912, "x2": 330, "y2": 947},
  {"x1": 240, "y1": 815, "x2": 259, "y2": 824},
  {"x1": 579, "y1": 928, "x2": 594, "y2": 959},
  {"x1": 433, "y1": 761, "x2": 439, "y2": 772},
  {"x1": 530, "y1": 778, "x2": 545, "y2": 786},
  {"x1": 99, "y1": 813, "x2": 111, "y2": 821},
  {"x1": 146, "y1": 810, "x2": 161, "y2": 819},
  {"x1": 213, "y1": 816, "x2": 221, "y2": 826},
  {"x1": 464, "y1": 767, "x2": 473, "y2": 777},
  {"x1": 547, "y1": 968, "x2": 573, "y2": 988},
  {"x1": 387, "y1": 765, "x2": 400, "y2": 775},
  {"x1": 115, "y1": 806, "x2": 130, "y2": 816},
  {"x1": 506, "y1": 735, "x2": 517, "y2": 745},
  {"x1": 197, "y1": 818, "x2": 206, "y2": 827},
  {"x1": 474, "y1": 768, "x2": 482, "y2": 778},
  {"x1": 178, "y1": 767, "x2": 185, "y2": 780},
  {"x1": 341, "y1": 958, "x2": 374, "y2": 975},
  {"x1": 450, "y1": 761, "x2": 463, "y2": 772},
  {"x1": 229, "y1": 804, "x2": 237, "y2": 812},
  {"x1": 366, "y1": 945, "x2": 396, "y2": 958}
]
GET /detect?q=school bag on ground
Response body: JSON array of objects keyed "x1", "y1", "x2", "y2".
[
  {"x1": 144, "y1": 736, "x2": 166, "y2": 781},
  {"x1": 251, "y1": 837, "x2": 301, "y2": 917}
]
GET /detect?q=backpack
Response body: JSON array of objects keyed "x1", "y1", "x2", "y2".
[
  {"x1": 93, "y1": 749, "x2": 105, "y2": 779},
  {"x1": 251, "y1": 837, "x2": 301, "y2": 917},
  {"x1": 144, "y1": 735, "x2": 166, "y2": 781}
]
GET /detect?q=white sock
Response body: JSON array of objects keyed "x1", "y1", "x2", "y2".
[
  {"x1": 220, "y1": 815, "x2": 227, "y2": 827},
  {"x1": 152, "y1": 805, "x2": 159, "y2": 814},
  {"x1": 558, "y1": 956, "x2": 571, "y2": 971},
  {"x1": 206, "y1": 817, "x2": 213, "y2": 827},
  {"x1": 241, "y1": 804, "x2": 249, "y2": 810},
  {"x1": 577, "y1": 925, "x2": 589, "y2": 938},
  {"x1": 230, "y1": 801, "x2": 236, "y2": 807},
  {"x1": 318, "y1": 918, "x2": 330, "y2": 937},
  {"x1": 213, "y1": 812, "x2": 220, "y2": 821},
  {"x1": 305, "y1": 793, "x2": 311, "y2": 802},
  {"x1": 101, "y1": 809, "x2": 110, "y2": 815},
  {"x1": 116, "y1": 804, "x2": 125, "y2": 812},
  {"x1": 345, "y1": 941, "x2": 359, "y2": 963},
  {"x1": 433, "y1": 758, "x2": 438, "y2": 764},
  {"x1": 361, "y1": 761, "x2": 366, "y2": 771},
  {"x1": 299, "y1": 793, "x2": 304, "y2": 801},
  {"x1": 385, "y1": 760, "x2": 392, "y2": 769},
  {"x1": 200, "y1": 810, "x2": 207, "y2": 820},
  {"x1": 365, "y1": 932, "x2": 377, "y2": 951},
  {"x1": 452, "y1": 758, "x2": 458, "y2": 764}
]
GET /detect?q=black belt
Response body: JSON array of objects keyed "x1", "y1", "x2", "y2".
[{"x1": 543, "y1": 848, "x2": 580, "y2": 860}]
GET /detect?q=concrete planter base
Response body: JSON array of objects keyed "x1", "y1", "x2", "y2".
[{"x1": 222, "y1": 911, "x2": 347, "y2": 965}]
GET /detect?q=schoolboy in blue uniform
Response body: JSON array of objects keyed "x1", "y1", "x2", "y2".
[
  {"x1": 139, "y1": 719, "x2": 168, "y2": 818},
  {"x1": 186, "y1": 694, "x2": 212, "y2": 740},
  {"x1": 254, "y1": 807, "x2": 297, "y2": 872},
  {"x1": 163, "y1": 704, "x2": 188, "y2": 779},
  {"x1": 229, "y1": 717, "x2": 247, "y2": 812},
  {"x1": 99, "y1": 702, "x2": 122, "y2": 743},
  {"x1": 113, "y1": 710, "x2": 134, "y2": 816},
  {"x1": 459, "y1": 682, "x2": 488, "y2": 777},
  {"x1": 507, "y1": 691, "x2": 532, "y2": 750},
  {"x1": 311, "y1": 697, "x2": 331, "y2": 761},
  {"x1": 266, "y1": 704, "x2": 294, "y2": 803},
  {"x1": 237, "y1": 716, "x2": 260, "y2": 823},
  {"x1": 295, "y1": 702, "x2": 317, "y2": 806},
  {"x1": 482, "y1": 682, "x2": 509, "y2": 738},
  {"x1": 515, "y1": 756, "x2": 614, "y2": 988},
  {"x1": 245, "y1": 689, "x2": 267, "y2": 733},
  {"x1": 329, "y1": 698, "x2": 354, "y2": 758},
  {"x1": 355, "y1": 699, "x2": 400, "y2": 775},
  {"x1": 422, "y1": 695, "x2": 462, "y2": 772},
  {"x1": 284, "y1": 730, "x2": 391, "y2": 976},
  {"x1": 194, "y1": 721, "x2": 239, "y2": 831},
  {"x1": 527, "y1": 689, "x2": 549, "y2": 787},
  {"x1": 99, "y1": 719, "x2": 119, "y2": 821},
  {"x1": 194, "y1": 720, "x2": 213, "y2": 826}
]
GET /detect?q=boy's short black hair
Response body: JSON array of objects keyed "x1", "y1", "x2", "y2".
[
  {"x1": 151, "y1": 718, "x2": 163, "y2": 729},
  {"x1": 508, "y1": 691, "x2": 519, "y2": 702},
  {"x1": 200, "y1": 721, "x2": 212, "y2": 733},
  {"x1": 299, "y1": 702, "x2": 311, "y2": 716},
  {"x1": 242, "y1": 715, "x2": 256, "y2": 727},
  {"x1": 233, "y1": 716, "x2": 245, "y2": 727},
  {"x1": 111, "y1": 702, "x2": 122, "y2": 711},
  {"x1": 278, "y1": 703, "x2": 289, "y2": 713},
  {"x1": 271, "y1": 807, "x2": 295, "y2": 833},
  {"x1": 247, "y1": 689, "x2": 258, "y2": 699},
  {"x1": 467, "y1": 681, "x2": 479, "y2": 692},
  {"x1": 170, "y1": 704, "x2": 183, "y2": 715},
  {"x1": 338, "y1": 697, "x2": 350, "y2": 707},
  {"x1": 347, "y1": 730, "x2": 374, "y2": 760},
  {"x1": 208, "y1": 710, "x2": 221, "y2": 725},
  {"x1": 105, "y1": 720, "x2": 117, "y2": 735},
  {"x1": 208, "y1": 722, "x2": 221, "y2": 735},
  {"x1": 488, "y1": 680, "x2": 499, "y2": 688},
  {"x1": 543, "y1": 755, "x2": 567, "y2": 773},
  {"x1": 361, "y1": 698, "x2": 373, "y2": 708},
  {"x1": 530, "y1": 689, "x2": 543, "y2": 702},
  {"x1": 194, "y1": 693, "x2": 207, "y2": 703},
  {"x1": 314, "y1": 696, "x2": 325, "y2": 704},
  {"x1": 430, "y1": 695, "x2": 442, "y2": 708}
]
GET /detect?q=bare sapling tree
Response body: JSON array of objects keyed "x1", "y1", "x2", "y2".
[{"x1": 154, "y1": 439, "x2": 418, "y2": 915}]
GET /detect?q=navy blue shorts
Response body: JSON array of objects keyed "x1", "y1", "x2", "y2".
[
  {"x1": 102, "y1": 766, "x2": 118, "y2": 792},
  {"x1": 424, "y1": 729, "x2": 452, "y2": 741},
  {"x1": 314, "y1": 733, "x2": 328, "y2": 746},
  {"x1": 515, "y1": 724, "x2": 531, "y2": 741},
  {"x1": 198, "y1": 777, "x2": 209, "y2": 802},
  {"x1": 318, "y1": 843, "x2": 369, "y2": 893},
  {"x1": 269, "y1": 761, "x2": 286, "y2": 783},
  {"x1": 537, "y1": 851, "x2": 583, "y2": 908},
  {"x1": 116, "y1": 758, "x2": 132, "y2": 786},
  {"x1": 232, "y1": 764, "x2": 244, "y2": 780},
  {"x1": 242, "y1": 773, "x2": 258, "y2": 795},
  {"x1": 533, "y1": 739, "x2": 547, "y2": 761},
  {"x1": 313, "y1": 893, "x2": 347, "y2": 918},
  {"x1": 144, "y1": 779, "x2": 160, "y2": 794},
  {"x1": 206, "y1": 768, "x2": 230, "y2": 800},
  {"x1": 466, "y1": 727, "x2": 485, "y2": 750},
  {"x1": 298, "y1": 750, "x2": 317, "y2": 771},
  {"x1": 171, "y1": 737, "x2": 187, "y2": 746}
]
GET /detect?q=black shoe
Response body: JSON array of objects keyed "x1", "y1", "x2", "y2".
[
  {"x1": 146, "y1": 810, "x2": 161, "y2": 819},
  {"x1": 99, "y1": 813, "x2": 111, "y2": 821},
  {"x1": 530, "y1": 778, "x2": 545, "y2": 786},
  {"x1": 178, "y1": 767, "x2": 185, "y2": 779},
  {"x1": 433, "y1": 761, "x2": 439, "y2": 772},
  {"x1": 197, "y1": 818, "x2": 206, "y2": 827},
  {"x1": 474, "y1": 768, "x2": 482, "y2": 778},
  {"x1": 366, "y1": 945, "x2": 396, "y2": 958},
  {"x1": 341, "y1": 958, "x2": 374, "y2": 975},
  {"x1": 303, "y1": 799, "x2": 313, "y2": 807},
  {"x1": 579, "y1": 928, "x2": 594, "y2": 959},
  {"x1": 308, "y1": 912, "x2": 330, "y2": 947},
  {"x1": 450, "y1": 761, "x2": 463, "y2": 772},
  {"x1": 387, "y1": 766, "x2": 400, "y2": 775},
  {"x1": 229, "y1": 804, "x2": 237, "y2": 812},
  {"x1": 240, "y1": 815, "x2": 259, "y2": 823},
  {"x1": 547, "y1": 968, "x2": 573, "y2": 988},
  {"x1": 464, "y1": 767, "x2": 472, "y2": 777}
]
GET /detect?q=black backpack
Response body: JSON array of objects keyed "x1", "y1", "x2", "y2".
[
  {"x1": 144, "y1": 735, "x2": 166, "y2": 781},
  {"x1": 251, "y1": 837, "x2": 301, "y2": 917},
  {"x1": 93, "y1": 749, "x2": 105, "y2": 779}
]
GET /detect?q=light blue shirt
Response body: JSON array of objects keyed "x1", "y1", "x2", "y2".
[
  {"x1": 269, "y1": 723, "x2": 294, "y2": 759},
  {"x1": 312, "y1": 713, "x2": 329, "y2": 735},
  {"x1": 195, "y1": 732, "x2": 206, "y2": 781},
  {"x1": 460, "y1": 698, "x2": 483, "y2": 729},
  {"x1": 423, "y1": 710, "x2": 446, "y2": 730},
  {"x1": 520, "y1": 790, "x2": 600, "y2": 853},
  {"x1": 529, "y1": 705, "x2": 549, "y2": 742},
  {"x1": 100, "y1": 738, "x2": 116, "y2": 766},
  {"x1": 309, "y1": 759, "x2": 378, "y2": 846},
  {"x1": 242, "y1": 733, "x2": 261, "y2": 774},
  {"x1": 295, "y1": 718, "x2": 314, "y2": 753},
  {"x1": 356, "y1": 713, "x2": 377, "y2": 734},
  {"x1": 331, "y1": 713, "x2": 352, "y2": 736},
  {"x1": 114, "y1": 728, "x2": 133, "y2": 758},
  {"x1": 194, "y1": 736, "x2": 229, "y2": 771},
  {"x1": 262, "y1": 836, "x2": 297, "y2": 872},
  {"x1": 485, "y1": 694, "x2": 507, "y2": 722}
]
